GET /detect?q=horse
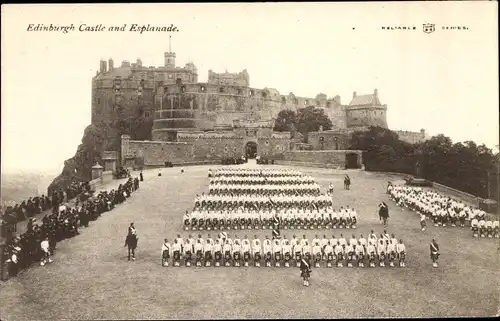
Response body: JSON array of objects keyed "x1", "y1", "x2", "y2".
[{"x1": 125, "y1": 231, "x2": 138, "y2": 261}]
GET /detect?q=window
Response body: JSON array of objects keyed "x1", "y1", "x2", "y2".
[
  {"x1": 262, "y1": 92, "x2": 267, "y2": 98},
  {"x1": 144, "y1": 111, "x2": 151, "y2": 118},
  {"x1": 304, "y1": 100, "x2": 308, "y2": 105},
  {"x1": 181, "y1": 85, "x2": 186, "y2": 93},
  {"x1": 237, "y1": 89, "x2": 242, "y2": 95},
  {"x1": 250, "y1": 90, "x2": 254, "y2": 96},
  {"x1": 219, "y1": 87, "x2": 224, "y2": 93},
  {"x1": 97, "y1": 98, "x2": 101, "y2": 104},
  {"x1": 200, "y1": 86, "x2": 205, "y2": 92}
]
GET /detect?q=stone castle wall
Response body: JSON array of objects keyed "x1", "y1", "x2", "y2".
[
  {"x1": 121, "y1": 135, "x2": 195, "y2": 166},
  {"x1": 395, "y1": 130, "x2": 428, "y2": 144},
  {"x1": 346, "y1": 106, "x2": 388, "y2": 128},
  {"x1": 152, "y1": 83, "x2": 346, "y2": 135},
  {"x1": 280, "y1": 150, "x2": 363, "y2": 168}
]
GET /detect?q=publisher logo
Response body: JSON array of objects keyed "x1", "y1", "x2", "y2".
[{"x1": 422, "y1": 23, "x2": 435, "y2": 34}]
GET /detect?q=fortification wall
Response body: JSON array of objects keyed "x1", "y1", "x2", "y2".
[
  {"x1": 308, "y1": 131, "x2": 350, "y2": 150},
  {"x1": 395, "y1": 130, "x2": 427, "y2": 144},
  {"x1": 121, "y1": 135, "x2": 194, "y2": 166},
  {"x1": 281, "y1": 150, "x2": 363, "y2": 168},
  {"x1": 346, "y1": 107, "x2": 388, "y2": 128},
  {"x1": 152, "y1": 83, "x2": 346, "y2": 133}
]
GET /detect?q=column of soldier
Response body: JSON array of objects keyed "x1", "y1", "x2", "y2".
[
  {"x1": 160, "y1": 231, "x2": 407, "y2": 268},
  {"x1": 387, "y1": 184, "x2": 499, "y2": 238},
  {"x1": 183, "y1": 168, "x2": 359, "y2": 231}
]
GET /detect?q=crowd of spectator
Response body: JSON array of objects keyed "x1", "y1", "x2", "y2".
[
  {"x1": 4, "y1": 177, "x2": 140, "y2": 278},
  {"x1": 1, "y1": 181, "x2": 91, "y2": 225}
]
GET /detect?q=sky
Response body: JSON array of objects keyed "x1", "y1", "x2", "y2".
[{"x1": 1, "y1": 2, "x2": 498, "y2": 174}]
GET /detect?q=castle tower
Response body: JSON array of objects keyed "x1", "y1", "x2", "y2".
[
  {"x1": 108, "y1": 58, "x2": 114, "y2": 71},
  {"x1": 99, "y1": 59, "x2": 107, "y2": 73},
  {"x1": 164, "y1": 35, "x2": 176, "y2": 68}
]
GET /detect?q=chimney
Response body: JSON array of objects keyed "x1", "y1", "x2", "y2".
[
  {"x1": 108, "y1": 58, "x2": 114, "y2": 70},
  {"x1": 420, "y1": 129, "x2": 426, "y2": 137},
  {"x1": 353, "y1": 91, "x2": 357, "y2": 99},
  {"x1": 374, "y1": 88, "x2": 378, "y2": 96},
  {"x1": 136, "y1": 59, "x2": 142, "y2": 67}
]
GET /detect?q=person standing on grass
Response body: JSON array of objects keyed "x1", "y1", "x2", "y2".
[
  {"x1": 430, "y1": 239, "x2": 440, "y2": 268},
  {"x1": 125, "y1": 222, "x2": 138, "y2": 261}
]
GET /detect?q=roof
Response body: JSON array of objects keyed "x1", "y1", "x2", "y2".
[{"x1": 349, "y1": 94, "x2": 381, "y2": 106}]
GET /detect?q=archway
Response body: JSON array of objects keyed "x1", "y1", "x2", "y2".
[
  {"x1": 245, "y1": 141, "x2": 258, "y2": 159},
  {"x1": 345, "y1": 153, "x2": 359, "y2": 169}
]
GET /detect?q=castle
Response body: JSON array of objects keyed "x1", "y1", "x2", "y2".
[{"x1": 91, "y1": 43, "x2": 425, "y2": 172}]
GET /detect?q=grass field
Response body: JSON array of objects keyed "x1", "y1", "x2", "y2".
[{"x1": 1, "y1": 164, "x2": 499, "y2": 320}]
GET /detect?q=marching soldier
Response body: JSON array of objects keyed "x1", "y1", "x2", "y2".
[
  {"x1": 232, "y1": 239, "x2": 242, "y2": 267},
  {"x1": 312, "y1": 242, "x2": 322, "y2": 268},
  {"x1": 194, "y1": 239, "x2": 204, "y2": 267},
  {"x1": 223, "y1": 240, "x2": 232, "y2": 267},
  {"x1": 161, "y1": 238, "x2": 171, "y2": 267},
  {"x1": 324, "y1": 241, "x2": 334, "y2": 268},
  {"x1": 204, "y1": 239, "x2": 213, "y2": 267},
  {"x1": 242, "y1": 237, "x2": 251, "y2": 267},
  {"x1": 214, "y1": 239, "x2": 223, "y2": 267},
  {"x1": 367, "y1": 241, "x2": 376, "y2": 268},
  {"x1": 396, "y1": 239, "x2": 406, "y2": 267},
  {"x1": 263, "y1": 236, "x2": 272, "y2": 267},
  {"x1": 345, "y1": 241, "x2": 355, "y2": 267},
  {"x1": 387, "y1": 239, "x2": 397, "y2": 267},
  {"x1": 273, "y1": 238, "x2": 282, "y2": 267},
  {"x1": 172, "y1": 239, "x2": 182, "y2": 267},
  {"x1": 377, "y1": 239, "x2": 386, "y2": 267},
  {"x1": 300, "y1": 256, "x2": 312, "y2": 287},
  {"x1": 334, "y1": 241, "x2": 344, "y2": 267},
  {"x1": 252, "y1": 236, "x2": 262, "y2": 267},
  {"x1": 283, "y1": 240, "x2": 292, "y2": 267},
  {"x1": 356, "y1": 240, "x2": 366, "y2": 267}
]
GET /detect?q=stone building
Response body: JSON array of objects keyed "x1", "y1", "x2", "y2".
[
  {"x1": 395, "y1": 129, "x2": 429, "y2": 144},
  {"x1": 91, "y1": 47, "x2": 425, "y2": 170}
]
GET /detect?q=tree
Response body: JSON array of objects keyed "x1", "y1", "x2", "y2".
[
  {"x1": 296, "y1": 106, "x2": 333, "y2": 143},
  {"x1": 274, "y1": 110, "x2": 297, "y2": 132}
]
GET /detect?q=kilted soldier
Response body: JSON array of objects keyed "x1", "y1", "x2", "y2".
[
  {"x1": 283, "y1": 240, "x2": 292, "y2": 267},
  {"x1": 396, "y1": 239, "x2": 406, "y2": 267},
  {"x1": 345, "y1": 242, "x2": 355, "y2": 268},
  {"x1": 232, "y1": 240, "x2": 242, "y2": 267},
  {"x1": 332, "y1": 210, "x2": 339, "y2": 229},
  {"x1": 204, "y1": 239, "x2": 213, "y2": 267},
  {"x1": 191, "y1": 212, "x2": 198, "y2": 231},
  {"x1": 273, "y1": 239, "x2": 282, "y2": 267},
  {"x1": 458, "y1": 209, "x2": 467, "y2": 228},
  {"x1": 430, "y1": 239, "x2": 440, "y2": 268},
  {"x1": 312, "y1": 242, "x2": 322, "y2": 268},
  {"x1": 350, "y1": 209, "x2": 358, "y2": 228},
  {"x1": 300, "y1": 257, "x2": 312, "y2": 287},
  {"x1": 198, "y1": 212, "x2": 205, "y2": 231},
  {"x1": 420, "y1": 213, "x2": 427, "y2": 231},
  {"x1": 377, "y1": 239, "x2": 386, "y2": 267},
  {"x1": 471, "y1": 217, "x2": 479, "y2": 237},
  {"x1": 334, "y1": 242, "x2": 344, "y2": 267},
  {"x1": 245, "y1": 215, "x2": 252, "y2": 230},
  {"x1": 479, "y1": 218, "x2": 486, "y2": 238},
  {"x1": 161, "y1": 239, "x2": 171, "y2": 267},
  {"x1": 253, "y1": 211, "x2": 260, "y2": 230},
  {"x1": 194, "y1": 239, "x2": 204, "y2": 267},
  {"x1": 233, "y1": 213, "x2": 240, "y2": 230},
  {"x1": 223, "y1": 240, "x2": 232, "y2": 267},
  {"x1": 356, "y1": 241, "x2": 366, "y2": 267},
  {"x1": 214, "y1": 239, "x2": 222, "y2": 267},
  {"x1": 367, "y1": 242, "x2": 376, "y2": 268},
  {"x1": 183, "y1": 211, "x2": 190, "y2": 230},
  {"x1": 493, "y1": 221, "x2": 500, "y2": 238},
  {"x1": 252, "y1": 236, "x2": 262, "y2": 267},
  {"x1": 432, "y1": 209, "x2": 439, "y2": 227},
  {"x1": 172, "y1": 239, "x2": 182, "y2": 267},
  {"x1": 263, "y1": 237, "x2": 272, "y2": 267},
  {"x1": 184, "y1": 239, "x2": 193, "y2": 267},
  {"x1": 387, "y1": 240, "x2": 397, "y2": 267},
  {"x1": 302, "y1": 241, "x2": 312, "y2": 264},
  {"x1": 239, "y1": 212, "x2": 247, "y2": 230},
  {"x1": 242, "y1": 238, "x2": 251, "y2": 267},
  {"x1": 324, "y1": 242, "x2": 334, "y2": 267}
]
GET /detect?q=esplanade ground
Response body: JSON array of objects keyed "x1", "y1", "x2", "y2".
[{"x1": 1, "y1": 164, "x2": 498, "y2": 319}]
